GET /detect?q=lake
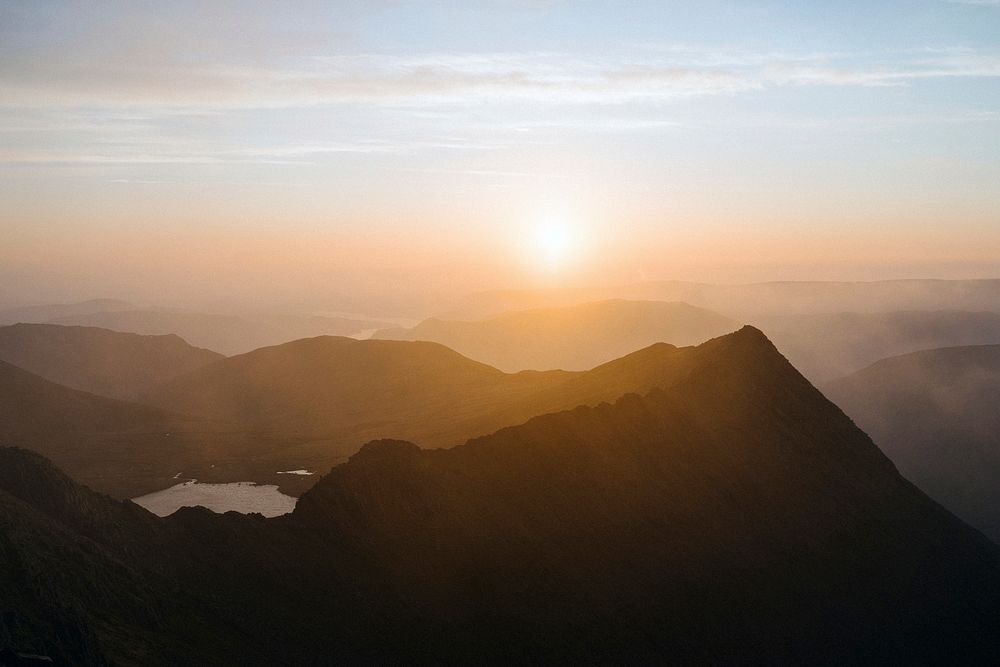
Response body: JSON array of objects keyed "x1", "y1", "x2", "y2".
[{"x1": 133, "y1": 480, "x2": 297, "y2": 518}]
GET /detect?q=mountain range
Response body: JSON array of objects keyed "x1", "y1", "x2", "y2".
[
  {"x1": 825, "y1": 344, "x2": 1000, "y2": 542},
  {"x1": 0, "y1": 298, "x2": 134, "y2": 326},
  {"x1": 0, "y1": 328, "x2": 716, "y2": 498},
  {"x1": 759, "y1": 309, "x2": 1000, "y2": 383},
  {"x1": 47, "y1": 309, "x2": 390, "y2": 356},
  {"x1": 373, "y1": 299, "x2": 738, "y2": 371},
  {"x1": 142, "y1": 334, "x2": 734, "y2": 489},
  {"x1": 1, "y1": 327, "x2": 998, "y2": 664},
  {"x1": 0, "y1": 323, "x2": 223, "y2": 400},
  {"x1": 446, "y1": 279, "x2": 1000, "y2": 320}
]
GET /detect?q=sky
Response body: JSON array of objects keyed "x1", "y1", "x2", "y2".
[{"x1": 1, "y1": 1, "x2": 999, "y2": 312}]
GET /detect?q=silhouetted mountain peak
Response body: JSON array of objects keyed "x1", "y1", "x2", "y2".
[
  {"x1": 298, "y1": 325, "x2": 895, "y2": 527},
  {"x1": 351, "y1": 438, "x2": 422, "y2": 463},
  {"x1": 700, "y1": 324, "x2": 778, "y2": 355},
  {"x1": 4, "y1": 324, "x2": 1000, "y2": 662},
  {"x1": 733, "y1": 323, "x2": 770, "y2": 342},
  {"x1": 692, "y1": 325, "x2": 806, "y2": 383}
]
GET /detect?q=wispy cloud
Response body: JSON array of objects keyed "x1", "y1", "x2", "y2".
[
  {"x1": 2, "y1": 0, "x2": 998, "y2": 177},
  {"x1": 0, "y1": 53, "x2": 757, "y2": 109},
  {"x1": 0, "y1": 152, "x2": 306, "y2": 166},
  {"x1": 2, "y1": 45, "x2": 996, "y2": 169},
  {"x1": 2, "y1": 47, "x2": 997, "y2": 112}
]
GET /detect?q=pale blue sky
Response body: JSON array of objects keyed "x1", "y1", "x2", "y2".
[{"x1": 1, "y1": 1, "x2": 998, "y2": 308}]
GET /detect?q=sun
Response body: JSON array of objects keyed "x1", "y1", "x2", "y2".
[
  {"x1": 533, "y1": 222, "x2": 574, "y2": 270},
  {"x1": 519, "y1": 200, "x2": 589, "y2": 275}
]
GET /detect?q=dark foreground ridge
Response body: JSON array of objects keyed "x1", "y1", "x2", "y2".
[{"x1": 1, "y1": 327, "x2": 999, "y2": 665}]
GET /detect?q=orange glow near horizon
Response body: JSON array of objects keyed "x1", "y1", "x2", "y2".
[{"x1": 1, "y1": 2, "x2": 998, "y2": 311}]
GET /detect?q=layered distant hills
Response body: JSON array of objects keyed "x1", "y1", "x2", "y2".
[
  {"x1": 759, "y1": 309, "x2": 1000, "y2": 383},
  {"x1": 143, "y1": 334, "x2": 731, "y2": 481},
  {"x1": 0, "y1": 350, "x2": 340, "y2": 499},
  {"x1": 382, "y1": 296, "x2": 1000, "y2": 383},
  {"x1": 0, "y1": 358, "x2": 191, "y2": 497},
  {"x1": 1, "y1": 327, "x2": 998, "y2": 664},
  {"x1": 47, "y1": 309, "x2": 391, "y2": 355},
  {"x1": 0, "y1": 323, "x2": 223, "y2": 400},
  {"x1": 0, "y1": 298, "x2": 133, "y2": 326},
  {"x1": 4, "y1": 289, "x2": 1000, "y2": 539},
  {"x1": 825, "y1": 345, "x2": 1000, "y2": 542},
  {"x1": 0, "y1": 327, "x2": 718, "y2": 498},
  {"x1": 0, "y1": 298, "x2": 391, "y2": 355},
  {"x1": 445, "y1": 278, "x2": 1000, "y2": 320},
  {"x1": 0, "y1": 358, "x2": 170, "y2": 437},
  {"x1": 373, "y1": 299, "x2": 738, "y2": 371}
]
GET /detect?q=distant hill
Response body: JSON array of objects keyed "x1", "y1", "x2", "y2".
[
  {"x1": 0, "y1": 298, "x2": 133, "y2": 325},
  {"x1": 373, "y1": 299, "x2": 738, "y2": 371},
  {"x1": 759, "y1": 309, "x2": 1000, "y2": 383},
  {"x1": 146, "y1": 335, "x2": 696, "y2": 452},
  {"x1": 0, "y1": 358, "x2": 319, "y2": 499},
  {"x1": 825, "y1": 345, "x2": 1000, "y2": 542},
  {"x1": 0, "y1": 334, "x2": 700, "y2": 499},
  {"x1": 49, "y1": 309, "x2": 392, "y2": 355},
  {"x1": 0, "y1": 358, "x2": 201, "y2": 497},
  {"x1": 447, "y1": 279, "x2": 1000, "y2": 320},
  {"x1": 0, "y1": 323, "x2": 223, "y2": 400},
  {"x1": 1, "y1": 327, "x2": 999, "y2": 663},
  {"x1": 0, "y1": 359, "x2": 170, "y2": 437}
]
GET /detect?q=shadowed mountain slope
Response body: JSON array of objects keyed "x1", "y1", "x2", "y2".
[
  {"x1": 0, "y1": 448, "x2": 253, "y2": 665},
  {"x1": 0, "y1": 359, "x2": 206, "y2": 497},
  {"x1": 373, "y1": 299, "x2": 738, "y2": 371},
  {"x1": 0, "y1": 359, "x2": 170, "y2": 436},
  {"x1": 759, "y1": 309, "x2": 1000, "y2": 383},
  {"x1": 825, "y1": 345, "x2": 1000, "y2": 542},
  {"x1": 48, "y1": 309, "x2": 391, "y2": 355},
  {"x1": 0, "y1": 323, "x2": 223, "y2": 400},
  {"x1": 1, "y1": 327, "x2": 999, "y2": 663}
]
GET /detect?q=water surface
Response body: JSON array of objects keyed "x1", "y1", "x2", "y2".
[{"x1": 133, "y1": 480, "x2": 297, "y2": 518}]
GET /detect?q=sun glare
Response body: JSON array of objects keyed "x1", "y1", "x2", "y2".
[
  {"x1": 534, "y1": 222, "x2": 573, "y2": 270},
  {"x1": 525, "y1": 202, "x2": 585, "y2": 273}
]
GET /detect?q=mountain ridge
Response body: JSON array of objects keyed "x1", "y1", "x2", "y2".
[
  {"x1": 373, "y1": 299, "x2": 739, "y2": 371},
  {"x1": 446, "y1": 279, "x2": 1000, "y2": 320},
  {"x1": 3, "y1": 325, "x2": 999, "y2": 663},
  {"x1": 0, "y1": 323, "x2": 223, "y2": 400},
  {"x1": 49, "y1": 308, "x2": 392, "y2": 355}
]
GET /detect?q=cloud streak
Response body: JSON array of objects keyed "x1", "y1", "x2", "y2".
[
  {"x1": 3, "y1": 48, "x2": 998, "y2": 112},
  {"x1": 3, "y1": 45, "x2": 996, "y2": 170}
]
